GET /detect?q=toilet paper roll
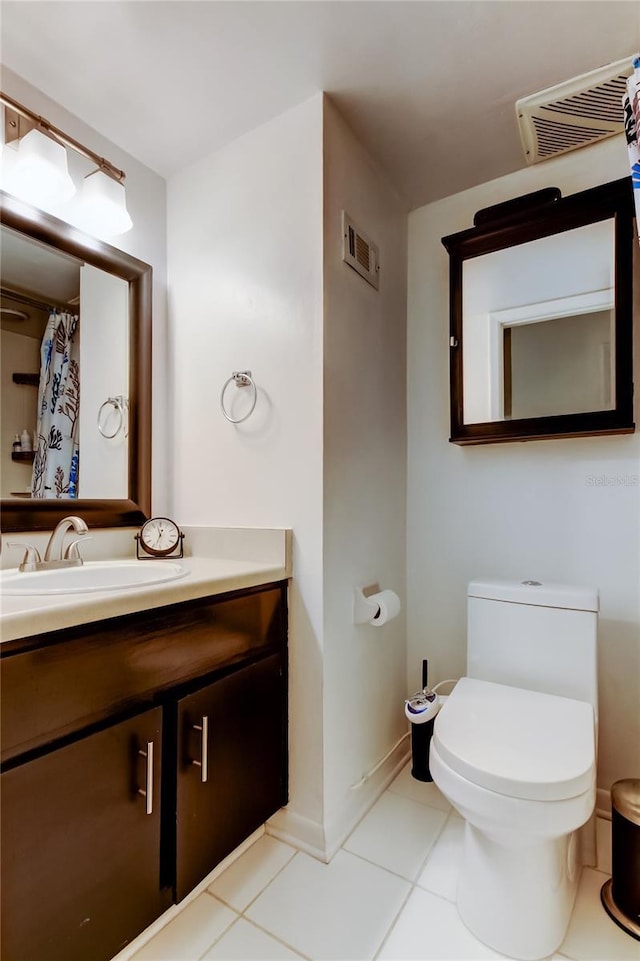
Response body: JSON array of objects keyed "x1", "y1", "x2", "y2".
[{"x1": 368, "y1": 589, "x2": 401, "y2": 627}]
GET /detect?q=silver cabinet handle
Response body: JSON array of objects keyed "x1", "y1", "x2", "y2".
[
  {"x1": 192, "y1": 716, "x2": 209, "y2": 783},
  {"x1": 138, "y1": 741, "x2": 154, "y2": 814}
]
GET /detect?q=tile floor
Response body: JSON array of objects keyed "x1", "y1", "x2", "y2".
[{"x1": 127, "y1": 763, "x2": 639, "y2": 961}]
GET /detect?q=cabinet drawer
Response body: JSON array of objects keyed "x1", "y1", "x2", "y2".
[{"x1": 1, "y1": 583, "x2": 285, "y2": 762}]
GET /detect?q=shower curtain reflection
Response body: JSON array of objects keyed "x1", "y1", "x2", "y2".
[{"x1": 32, "y1": 310, "x2": 80, "y2": 498}]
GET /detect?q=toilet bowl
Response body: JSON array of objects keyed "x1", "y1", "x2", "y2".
[
  {"x1": 426, "y1": 578, "x2": 599, "y2": 958},
  {"x1": 430, "y1": 676, "x2": 596, "y2": 960}
]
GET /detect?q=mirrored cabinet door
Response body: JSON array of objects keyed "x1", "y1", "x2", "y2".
[{"x1": 442, "y1": 178, "x2": 635, "y2": 445}]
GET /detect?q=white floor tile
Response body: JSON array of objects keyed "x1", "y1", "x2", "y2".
[
  {"x1": 559, "y1": 868, "x2": 640, "y2": 961},
  {"x1": 126, "y1": 787, "x2": 637, "y2": 961},
  {"x1": 246, "y1": 849, "x2": 410, "y2": 960},
  {"x1": 130, "y1": 893, "x2": 236, "y2": 961},
  {"x1": 416, "y1": 812, "x2": 465, "y2": 901},
  {"x1": 387, "y1": 763, "x2": 451, "y2": 812},
  {"x1": 344, "y1": 790, "x2": 448, "y2": 880},
  {"x1": 208, "y1": 834, "x2": 296, "y2": 911},
  {"x1": 378, "y1": 886, "x2": 508, "y2": 960},
  {"x1": 595, "y1": 817, "x2": 612, "y2": 875},
  {"x1": 202, "y1": 918, "x2": 304, "y2": 960}
]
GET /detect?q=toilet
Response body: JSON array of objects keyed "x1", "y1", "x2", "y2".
[{"x1": 429, "y1": 579, "x2": 598, "y2": 961}]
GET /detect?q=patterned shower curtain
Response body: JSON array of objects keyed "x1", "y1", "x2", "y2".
[
  {"x1": 623, "y1": 55, "x2": 640, "y2": 242},
  {"x1": 31, "y1": 310, "x2": 80, "y2": 499}
]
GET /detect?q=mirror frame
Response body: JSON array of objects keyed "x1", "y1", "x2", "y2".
[
  {"x1": 442, "y1": 177, "x2": 635, "y2": 445},
  {"x1": 0, "y1": 190, "x2": 152, "y2": 531}
]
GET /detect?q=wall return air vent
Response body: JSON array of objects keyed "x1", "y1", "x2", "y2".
[
  {"x1": 342, "y1": 212, "x2": 379, "y2": 289},
  {"x1": 516, "y1": 56, "x2": 636, "y2": 164}
]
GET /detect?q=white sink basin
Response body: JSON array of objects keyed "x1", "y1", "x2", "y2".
[{"x1": 0, "y1": 560, "x2": 188, "y2": 595}]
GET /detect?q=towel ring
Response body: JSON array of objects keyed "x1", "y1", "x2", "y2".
[
  {"x1": 220, "y1": 371, "x2": 257, "y2": 424},
  {"x1": 98, "y1": 395, "x2": 129, "y2": 438}
]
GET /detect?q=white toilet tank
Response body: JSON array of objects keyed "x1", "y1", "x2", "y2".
[{"x1": 467, "y1": 579, "x2": 598, "y2": 712}]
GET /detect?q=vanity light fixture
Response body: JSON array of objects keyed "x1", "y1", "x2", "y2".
[
  {"x1": 74, "y1": 169, "x2": 133, "y2": 238},
  {"x1": 0, "y1": 90, "x2": 133, "y2": 237},
  {"x1": 4, "y1": 127, "x2": 76, "y2": 208}
]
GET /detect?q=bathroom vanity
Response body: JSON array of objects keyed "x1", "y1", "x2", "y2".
[
  {"x1": 0, "y1": 561, "x2": 289, "y2": 961},
  {"x1": 0, "y1": 189, "x2": 291, "y2": 959}
]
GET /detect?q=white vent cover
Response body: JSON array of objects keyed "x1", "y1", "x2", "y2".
[
  {"x1": 342, "y1": 212, "x2": 379, "y2": 289},
  {"x1": 516, "y1": 56, "x2": 636, "y2": 164}
]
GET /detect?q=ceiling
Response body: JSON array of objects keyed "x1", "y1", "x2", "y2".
[
  {"x1": 1, "y1": 1, "x2": 638, "y2": 209},
  {"x1": 1, "y1": 225, "x2": 81, "y2": 303}
]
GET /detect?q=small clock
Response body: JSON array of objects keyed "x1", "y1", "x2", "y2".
[{"x1": 136, "y1": 517, "x2": 184, "y2": 559}]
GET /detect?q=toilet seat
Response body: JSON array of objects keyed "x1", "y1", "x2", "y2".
[{"x1": 433, "y1": 677, "x2": 595, "y2": 802}]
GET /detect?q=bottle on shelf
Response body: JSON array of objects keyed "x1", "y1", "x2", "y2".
[
  {"x1": 20, "y1": 429, "x2": 32, "y2": 452},
  {"x1": 12, "y1": 433, "x2": 21, "y2": 453}
]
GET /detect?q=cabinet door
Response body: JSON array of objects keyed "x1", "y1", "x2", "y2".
[
  {"x1": 176, "y1": 654, "x2": 286, "y2": 900},
  {"x1": 1, "y1": 708, "x2": 168, "y2": 961}
]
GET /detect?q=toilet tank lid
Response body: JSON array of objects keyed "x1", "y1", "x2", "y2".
[{"x1": 468, "y1": 579, "x2": 599, "y2": 612}]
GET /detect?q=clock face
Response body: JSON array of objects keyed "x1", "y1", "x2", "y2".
[{"x1": 139, "y1": 517, "x2": 181, "y2": 556}]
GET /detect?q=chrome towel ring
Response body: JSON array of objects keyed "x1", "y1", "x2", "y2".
[
  {"x1": 98, "y1": 395, "x2": 129, "y2": 438},
  {"x1": 220, "y1": 371, "x2": 257, "y2": 424}
]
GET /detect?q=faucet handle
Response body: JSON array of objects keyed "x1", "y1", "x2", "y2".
[
  {"x1": 7, "y1": 542, "x2": 42, "y2": 572},
  {"x1": 64, "y1": 536, "x2": 93, "y2": 562}
]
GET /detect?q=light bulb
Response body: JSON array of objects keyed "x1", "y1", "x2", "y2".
[
  {"x1": 74, "y1": 169, "x2": 133, "y2": 237},
  {"x1": 4, "y1": 128, "x2": 76, "y2": 208}
]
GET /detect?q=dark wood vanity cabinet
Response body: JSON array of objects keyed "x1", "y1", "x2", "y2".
[
  {"x1": 0, "y1": 582, "x2": 288, "y2": 961},
  {"x1": 1, "y1": 708, "x2": 166, "y2": 961},
  {"x1": 176, "y1": 654, "x2": 285, "y2": 900}
]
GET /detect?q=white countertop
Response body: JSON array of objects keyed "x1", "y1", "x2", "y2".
[{"x1": 0, "y1": 527, "x2": 291, "y2": 644}]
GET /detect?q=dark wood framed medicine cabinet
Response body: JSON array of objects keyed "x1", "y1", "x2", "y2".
[
  {"x1": 0, "y1": 190, "x2": 152, "y2": 531},
  {"x1": 442, "y1": 177, "x2": 635, "y2": 445}
]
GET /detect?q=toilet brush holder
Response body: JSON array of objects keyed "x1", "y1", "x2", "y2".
[{"x1": 405, "y1": 689, "x2": 442, "y2": 782}]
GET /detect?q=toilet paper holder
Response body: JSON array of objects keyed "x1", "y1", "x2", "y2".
[
  {"x1": 354, "y1": 586, "x2": 381, "y2": 624},
  {"x1": 353, "y1": 585, "x2": 401, "y2": 626}
]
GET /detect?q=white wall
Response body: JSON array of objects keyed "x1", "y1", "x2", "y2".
[
  {"x1": 322, "y1": 98, "x2": 408, "y2": 852},
  {"x1": 0, "y1": 68, "x2": 169, "y2": 512},
  {"x1": 407, "y1": 137, "x2": 640, "y2": 799},
  {"x1": 168, "y1": 95, "x2": 408, "y2": 857},
  {"x1": 79, "y1": 265, "x2": 129, "y2": 497},
  {"x1": 167, "y1": 96, "x2": 326, "y2": 848}
]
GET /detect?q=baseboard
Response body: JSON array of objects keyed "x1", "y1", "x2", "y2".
[
  {"x1": 266, "y1": 807, "x2": 329, "y2": 862},
  {"x1": 323, "y1": 747, "x2": 411, "y2": 862},
  {"x1": 267, "y1": 746, "x2": 411, "y2": 863}
]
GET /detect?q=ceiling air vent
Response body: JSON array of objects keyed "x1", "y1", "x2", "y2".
[
  {"x1": 342, "y1": 212, "x2": 379, "y2": 290},
  {"x1": 516, "y1": 56, "x2": 636, "y2": 164}
]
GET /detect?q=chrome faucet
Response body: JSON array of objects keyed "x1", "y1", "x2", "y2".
[
  {"x1": 43, "y1": 516, "x2": 90, "y2": 565},
  {"x1": 8, "y1": 516, "x2": 91, "y2": 573}
]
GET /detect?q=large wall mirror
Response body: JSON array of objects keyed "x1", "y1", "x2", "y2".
[
  {"x1": 0, "y1": 190, "x2": 151, "y2": 531},
  {"x1": 442, "y1": 178, "x2": 635, "y2": 444}
]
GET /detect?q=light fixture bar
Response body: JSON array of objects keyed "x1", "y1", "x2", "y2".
[{"x1": 0, "y1": 89, "x2": 126, "y2": 184}]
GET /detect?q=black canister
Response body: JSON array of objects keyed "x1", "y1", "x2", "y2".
[
  {"x1": 409, "y1": 715, "x2": 436, "y2": 782},
  {"x1": 601, "y1": 778, "x2": 640, "y2": 941}
]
